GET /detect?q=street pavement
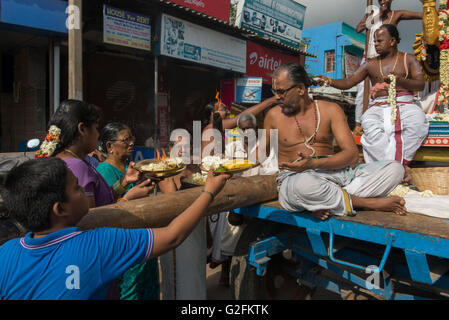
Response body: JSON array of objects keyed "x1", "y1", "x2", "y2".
[{"x1": 206, "y1": 264, "x2": 232, "y2": 300}]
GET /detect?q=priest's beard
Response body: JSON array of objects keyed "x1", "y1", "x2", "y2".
[{"x1": 280, "y1": 102, "x2": 298, "y2": 116}]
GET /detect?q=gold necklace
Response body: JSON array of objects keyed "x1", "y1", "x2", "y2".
[
  {"x1": 64, "y1": 149, "x2": 84, "y2": 161},
  {"x1": 379, "y1": 52, "x2": 400, "y2": 78}
]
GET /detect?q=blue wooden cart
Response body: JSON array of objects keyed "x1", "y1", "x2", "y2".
[{"x1": 231, "y1": 201, "x2": 449, "y2": 300}]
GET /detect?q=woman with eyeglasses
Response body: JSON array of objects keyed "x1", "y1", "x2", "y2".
[
  {"x1": 97, "y1": 122, "x2": 161, "y2": 301},
  {"x1": 96, "y1": 122, "x2": 140, "y2": 196}
]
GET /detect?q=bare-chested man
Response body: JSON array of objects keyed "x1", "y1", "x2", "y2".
[
  {"x1": 353, "y1": 0, "x2": 422, "y2": 133},
  {"x1": 265, "y1": 62, "x2": 406, "y2": 221},
  {"x1": 317, "y1": 24, "x2": 429, "y2": 170}
]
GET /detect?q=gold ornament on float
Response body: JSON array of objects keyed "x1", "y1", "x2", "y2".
[{"x1": 421, "y1": 0, "x2": 440, "y2": 46}]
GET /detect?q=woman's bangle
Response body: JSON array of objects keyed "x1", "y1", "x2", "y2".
[
  {"x1": 117, "y1": 197, "x2": 128, "y2": 203},
  {"x1": 327, "y1": 77, "x2": 333, "y2": 86},
  {"x1": 201, "y1": 190, "x2": 215, "y2": 201},
  {"x1": 112, "y1": 180, "x2": 126, "y2": 195}
]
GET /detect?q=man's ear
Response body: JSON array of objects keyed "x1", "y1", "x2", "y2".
[
  {"x1": 297, "y1": 83, "x2": 307, "y2": 96},
  {"x1": 390, "y1": 38, "x2": 396, "y2": 47}
]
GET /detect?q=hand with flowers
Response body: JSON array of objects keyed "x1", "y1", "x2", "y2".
[{"x1": 369, "y1": 82, "x2": 389, "y2": 99}]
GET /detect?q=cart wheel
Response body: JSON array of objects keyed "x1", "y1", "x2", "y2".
[
  {"x1": 263, "y1": 254, "x2": 314, "y2": 300},
  {"x1": 230, "y1": 255, "x2": 265, "y2": 300},
  {"x1": 230, "y1": 254, "x2": 313, "y2": 300}
]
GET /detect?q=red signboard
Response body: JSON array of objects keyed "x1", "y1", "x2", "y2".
[
  {"x1": 167, "y1": 0, "x2": 231, "y2": 22},
  {"x1": 245, "y1": 41, "x2": 300, "y2": 84}
]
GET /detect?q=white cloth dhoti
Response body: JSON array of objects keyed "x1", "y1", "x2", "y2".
[
  {"x1": 159, "y1": 218, "x2": 207, "y2": 300},
  {"x1": 361, "y1": 95, "x2": 429, "y2": 165},
  {"x1": 277, "y1": 161, "x2": 404, "y2": 216},
  {"x1": 208, "y1": 212, "x2": 227, "y2": 263}
]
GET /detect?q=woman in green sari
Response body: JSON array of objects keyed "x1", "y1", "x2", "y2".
[{"x1": 97, "y1": 122, "x2": 160, "y2": 300}]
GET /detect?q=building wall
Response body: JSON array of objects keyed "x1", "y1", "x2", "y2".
[
  {"x1": 302, "y1": 22, "x2": 365, "y2": 79},
  {"x1": 302, "y1": 22, "x2": 343, "y2": 79}
]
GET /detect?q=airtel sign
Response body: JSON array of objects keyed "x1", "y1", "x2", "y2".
[
  {"x1": 167, "y1": 0, "x2": 231, "y2": 22},
  {"x1": 246, "y1": 41, "x2": 300, "y2": 84}
]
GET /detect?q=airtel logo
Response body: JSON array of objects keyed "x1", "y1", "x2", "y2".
[
  {"x1": 248, "y1": 51, "x2": 282, "y2": 71},
  {"x1": 249, "y1": 52, "x2": 258, "y2": 65}
]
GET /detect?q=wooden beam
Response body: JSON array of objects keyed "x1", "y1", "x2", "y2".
[
  {"x1": 77, "y1": 174, "x2": 278, "y2": 230},
  {"x1": 68, "y1": 0, "x2": 83, "y2": 100}
]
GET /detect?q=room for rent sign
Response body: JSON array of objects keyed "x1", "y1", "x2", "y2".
[{"x1": 103, "y1": 5, "x2": 151, "y2": 51}]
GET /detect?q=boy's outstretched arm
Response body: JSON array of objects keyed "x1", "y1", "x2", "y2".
[{"x1": 150, "y1": 170, "x2": 230, "y2": 259}]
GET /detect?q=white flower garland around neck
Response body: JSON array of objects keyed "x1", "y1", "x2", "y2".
[{"x1": 388, "y1": 74, "x2": 397, "y2": 124}]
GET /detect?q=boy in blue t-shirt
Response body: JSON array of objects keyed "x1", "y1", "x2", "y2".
[{"x1": 0, "y1": 158, "x2": 229, "y2": 300}]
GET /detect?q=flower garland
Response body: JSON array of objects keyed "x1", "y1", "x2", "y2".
[
  {"x1": 438, "y1": 0, "x2": 449, "y2": 109},
  {"x1": 413, "y1": 33, "x2": 440, "y2": 82},
  {"x1": 35, "y1": 125, "x2": 61, "y2": 158},
  {"x1": 388, "y1": 74, "x2": 397, "y2": 124},
  {"x1": 418, "y1": 37, "x2": 428, "y2": 62}
]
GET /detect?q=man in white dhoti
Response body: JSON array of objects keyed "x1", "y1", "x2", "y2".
[
  {"x1": 317, "y1": 24, "x2": 429, "y2": 169},
  {"x1": 266, "y1": 63, "x2": 407, "y2": 221}
]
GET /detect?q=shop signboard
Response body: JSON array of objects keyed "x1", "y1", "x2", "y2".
[
  {"x1": 246, "y1": 41, "x2": 299, "y2": 84},
  {"x1": 235, "y1": 77, "x2": 262, "y2": 103},
  {"x1": 235, "y1": 0, "x2": 306, "y2": 49},
  {"x1": 0, "y1": 0, "x2": 67, "y2": 33},
  {"x1": 103, "y1": 5, "x2": 151, "y2": 51},
  {"x1": 159, "y1": 14, "x2": 246, "y2": 73},
  {"x1": 167, "y1": 0, "x2": 231, "y2": 22}
]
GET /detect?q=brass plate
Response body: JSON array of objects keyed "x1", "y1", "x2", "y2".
[{"x1": 135, "y1": 159, "x2": 186, "y2": 179}]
